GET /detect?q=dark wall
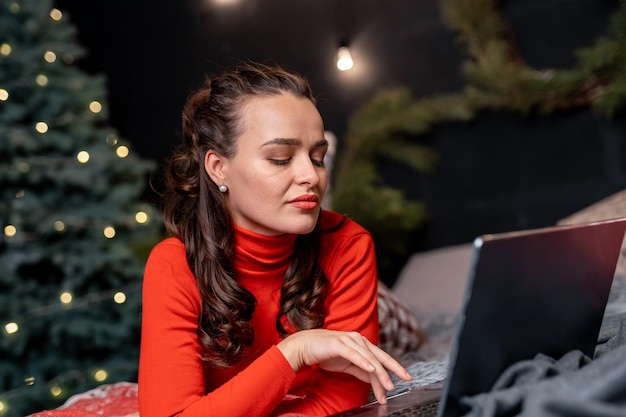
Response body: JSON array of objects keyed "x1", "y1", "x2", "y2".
[
  {"x1": 54, "y1": 0, "x2": 462, "y2": 165},
  {"x1": 377, "y1": 0, "x2": 626, "y2": 254},
  {"x1": 395, "y1": 110, "x2": 626, "y2": 251},
  {"x1": 416, "y1": 0, "x2": 626, "y2": 248},
  {"x1": 55, "y1": 0, "x2": 624, "y2": 252}
]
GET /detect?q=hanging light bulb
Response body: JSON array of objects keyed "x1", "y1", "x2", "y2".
[
  {"x1": 210, "y1": 0, "x2": 241, "y2": 6},
  {"x1": 336, "y1": 45, "x2": 354, "y2": 71}
]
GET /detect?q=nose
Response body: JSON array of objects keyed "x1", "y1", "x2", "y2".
[{"x1": 295, "y1": 156, "x2": 321, "y2": 187}]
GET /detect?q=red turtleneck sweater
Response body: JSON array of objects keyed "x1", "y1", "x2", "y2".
[{"x1": 138, "y1": 211, "x2": 379, "y2": 417}]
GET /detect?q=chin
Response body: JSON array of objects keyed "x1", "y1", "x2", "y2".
[{"x1": 288, "y1": 212, "x2": 320, "y2": 235}]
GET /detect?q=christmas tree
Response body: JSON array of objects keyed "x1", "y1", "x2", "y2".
[{"x1": 0, "y1": 0, "x2": 163, "y2": 415}]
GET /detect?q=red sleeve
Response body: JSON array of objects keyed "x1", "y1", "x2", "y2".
[
  {"x1": 270, "y1": 224, "x2": 379, "y2": 416},
  {"x1": 138, "y1": 239, "x2": 296, "y2": 417}
]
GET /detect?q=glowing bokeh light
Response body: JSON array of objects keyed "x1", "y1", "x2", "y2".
[
  {"x1": 4, "y1": 225, "x2": 16, "y2": 237},
  {"x1": 76, "y1": 150, "x2": 90, "y2": 163},
  {"x1": 0, "y1": 43, "x2": 11, "y2": 56},
  {"x1": 5, "y1": 322, "x2": 18, "y2": 334},
  {"x1": 116, "y1": 145, "x2": 129, "y2": 158},
  {"x1": 135, "y1": 211, "x2": 148, "y2": 224},
  {"x1": 60, "y1": 292, "x2": 73, "y2": 304},
  {"x1": 44, "y1": 51, "x2": 57, "y2": 63},
  {"x1": 36, "y1": 121, "x2": 49, "y2": 133},
  {"x1": 114, "y1": 292, "x2": 127, "y2": 304},
  {"x1": 104, "y1": 226, "x2": 116, "y2": 239},
  {"x1": 336, "y1": 46, "x2": 354, "y2": 71},
  {"x1": 50, "y1": 8, "x2": 62, "y2": 21},
  {"x1": 89, "y1": 101, "x2": 102, "y2": 113}
]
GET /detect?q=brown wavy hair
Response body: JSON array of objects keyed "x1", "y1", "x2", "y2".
[{"x1": 161, "y1": 62, "x2": 328, "y2": 367}]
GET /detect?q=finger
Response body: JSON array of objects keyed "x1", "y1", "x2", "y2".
[
  {"x1": 343, "y1": 336, "x2": 407, "y2": 389},
  {"x1": 339, "y1": 363, "x2": 375, "y2": 384},
  {"x1": 368, "y1": 357, "x2": 396, "y2": 393},
  {"x1": 337, "y1": 336, "x2": 398, "y2": 394},
  {"x1": 338, "y1": 361, "x2": 392, "y2": 406},
  {"x1": 361, "y1": 338, "x2": 412, "y2": 382},
  {"x1": 333, "y1": 334, "x2": 380, "y2": 373},
  {"x1": 369, "y1": 372, "x2": 389, "y2": 405},
  {"x1": 344, "y1": 353, "x2": 396, "y2": 394}
]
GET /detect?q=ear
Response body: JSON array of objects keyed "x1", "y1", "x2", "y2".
[{"x1": 204, "y1": 150, "x2": 228, "y2": 185}]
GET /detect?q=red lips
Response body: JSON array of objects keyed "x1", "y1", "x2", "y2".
[{"x1": 289, "y1": 194, "x2": 319, "y2": 210}]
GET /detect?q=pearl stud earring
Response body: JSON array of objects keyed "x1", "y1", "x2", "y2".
[{"x1": 218, "y1": 184, "x2": 228, "y2": 193}]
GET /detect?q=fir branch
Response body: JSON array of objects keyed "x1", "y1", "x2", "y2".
[{"x1": 332, "y1": 0, "x2": 626, "y2": 273}]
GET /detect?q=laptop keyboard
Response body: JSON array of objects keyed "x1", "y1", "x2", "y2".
[
  {"x1": 388, "y1": 361, "x2": 448, "y2": 397},
  {"x1": 388, "y1": 398, "x2": 440, "y2": 417}
]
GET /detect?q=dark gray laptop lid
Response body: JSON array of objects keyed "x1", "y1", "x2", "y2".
[{"x1": 440, "y1": 217, "x2": 626, "y2": 417}]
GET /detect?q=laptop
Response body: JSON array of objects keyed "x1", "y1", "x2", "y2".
[{"x1": 329, "y1": 217, "x2": 626, "y2": 417}]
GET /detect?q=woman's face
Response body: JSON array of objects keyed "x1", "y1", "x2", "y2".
[{"x1": 206, "y1": 92, "x2": 328, "y2": 236}]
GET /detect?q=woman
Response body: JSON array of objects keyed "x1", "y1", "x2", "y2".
[{"x1": 138, "y1": 62, "x2": 410, "y2": 417}]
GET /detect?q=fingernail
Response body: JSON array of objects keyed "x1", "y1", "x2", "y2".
[{"x1": 386, "y1": 381, "x2": 395, "y2": 390}]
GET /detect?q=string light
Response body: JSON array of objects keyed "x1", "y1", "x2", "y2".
[
  {"x1": 43, "y1": 51, "x2": 57, "y2": 63},
  {"x1": 3, "y1": 207, "x2": 154, "y2": 244},
  {"x1": 43, "y1": 51, "x2": 57, "y2": 64},
  {"x1": 0, "y1": 43, "x2": 11, "y2": 56},
  {"x1": 4, "y1": 225, "x2": 17, "y2": 237},
  {"x1": 113, "y1": 292, "x2": 127, "y2": 304},
  {"x1": 76, "y1": 150, "x2": 90, "y2": 163},
  {"x1": 59, "y1": 292, "x2": 73, "y2": 304},
  {"x1": 103, "y1": 226, "x2": 116, "y2": 239},
  {"x1": 89, "y1": 101, "x2": 102, "y2": 114},
  {"x1": 105, "y1": 134, "x2": 118, "y2": 146},
  {"x1": 50, "y1": 386, "x2": 62, "y2": 397},
  {"x1": 0, "y1": 6, "x2": 158, "y2": 400},
  {"x1": 54, "y1": 221, "x2": 65, "y2": 232},
  {"x1": 116, "y1": 145, "x2": 129, "y2": 158},
  {"x1": 2, "y1": 284, "x2": 141, "y2": 333},
  {"x1": 36, "y1": 74, "x2": 49, "y2": 86},
  {"x1": 135, "y1": 211, "x2": 148, "y2": 224},
  {"x1": 94, "y1": 370, "x2": 108, "y2": 382},
  {"x1": 0, "y1": 367, "x2": 139, "y2": 414},
  {"x1": 0, "y1": 282, "x2": 142, "y2": 410},
  {"x1": 35, "y1": 121, "x2": 48, "y2": 134},
  {"x1": 49, "y1": 8, "x2": 62, "y2": 21},
  {"x1": 4, "y1": 322, "x2": 18, "y2": 335}
]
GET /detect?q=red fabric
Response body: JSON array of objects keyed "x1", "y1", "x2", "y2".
[
  {"x1": 29, "y1": 412, "x2": 102, "y2": 417},
  {"x1": 139, "y1": 210, "x2": 379, "y2": 417},
  {"x1": 28, "y1": 382, "x2": 138, "y2": 417}
]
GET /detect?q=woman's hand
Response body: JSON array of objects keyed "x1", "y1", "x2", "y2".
[{"x1": 276, "y1": 329, "x2": 411, "y2": 404}]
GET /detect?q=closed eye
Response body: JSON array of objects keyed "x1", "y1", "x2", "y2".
[{"x1": 268, "y1": 158, "x2": 292, "y2": 166}]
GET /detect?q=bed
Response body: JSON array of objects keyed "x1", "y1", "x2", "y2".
[{"x1": 29, "y1": 191, "x2": 626, "y2": 416}]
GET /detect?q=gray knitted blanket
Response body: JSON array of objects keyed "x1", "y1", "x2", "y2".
[
  {"x1": 393, "y1": 276, "x2": 626, "y2": 416},
  {"x1": 457, "y1": 276, "x2": 626, "y2": 417}
]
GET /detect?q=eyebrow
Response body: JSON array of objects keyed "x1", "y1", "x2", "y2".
[{"x1": 261, "y1": 138, "x2": 329, "y2": 148}]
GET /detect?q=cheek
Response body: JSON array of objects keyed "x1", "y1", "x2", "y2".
[
  {"x1": 234, "y1": 163, "x2": 285, "y2": 196},
  {"x1": 319, "y1": 170, "x2": 329, "y2": 190}
]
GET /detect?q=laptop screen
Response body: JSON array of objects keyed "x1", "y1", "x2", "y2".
[{"x1": 440, "y1": 218, "x2": 626, "y2": 417}]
